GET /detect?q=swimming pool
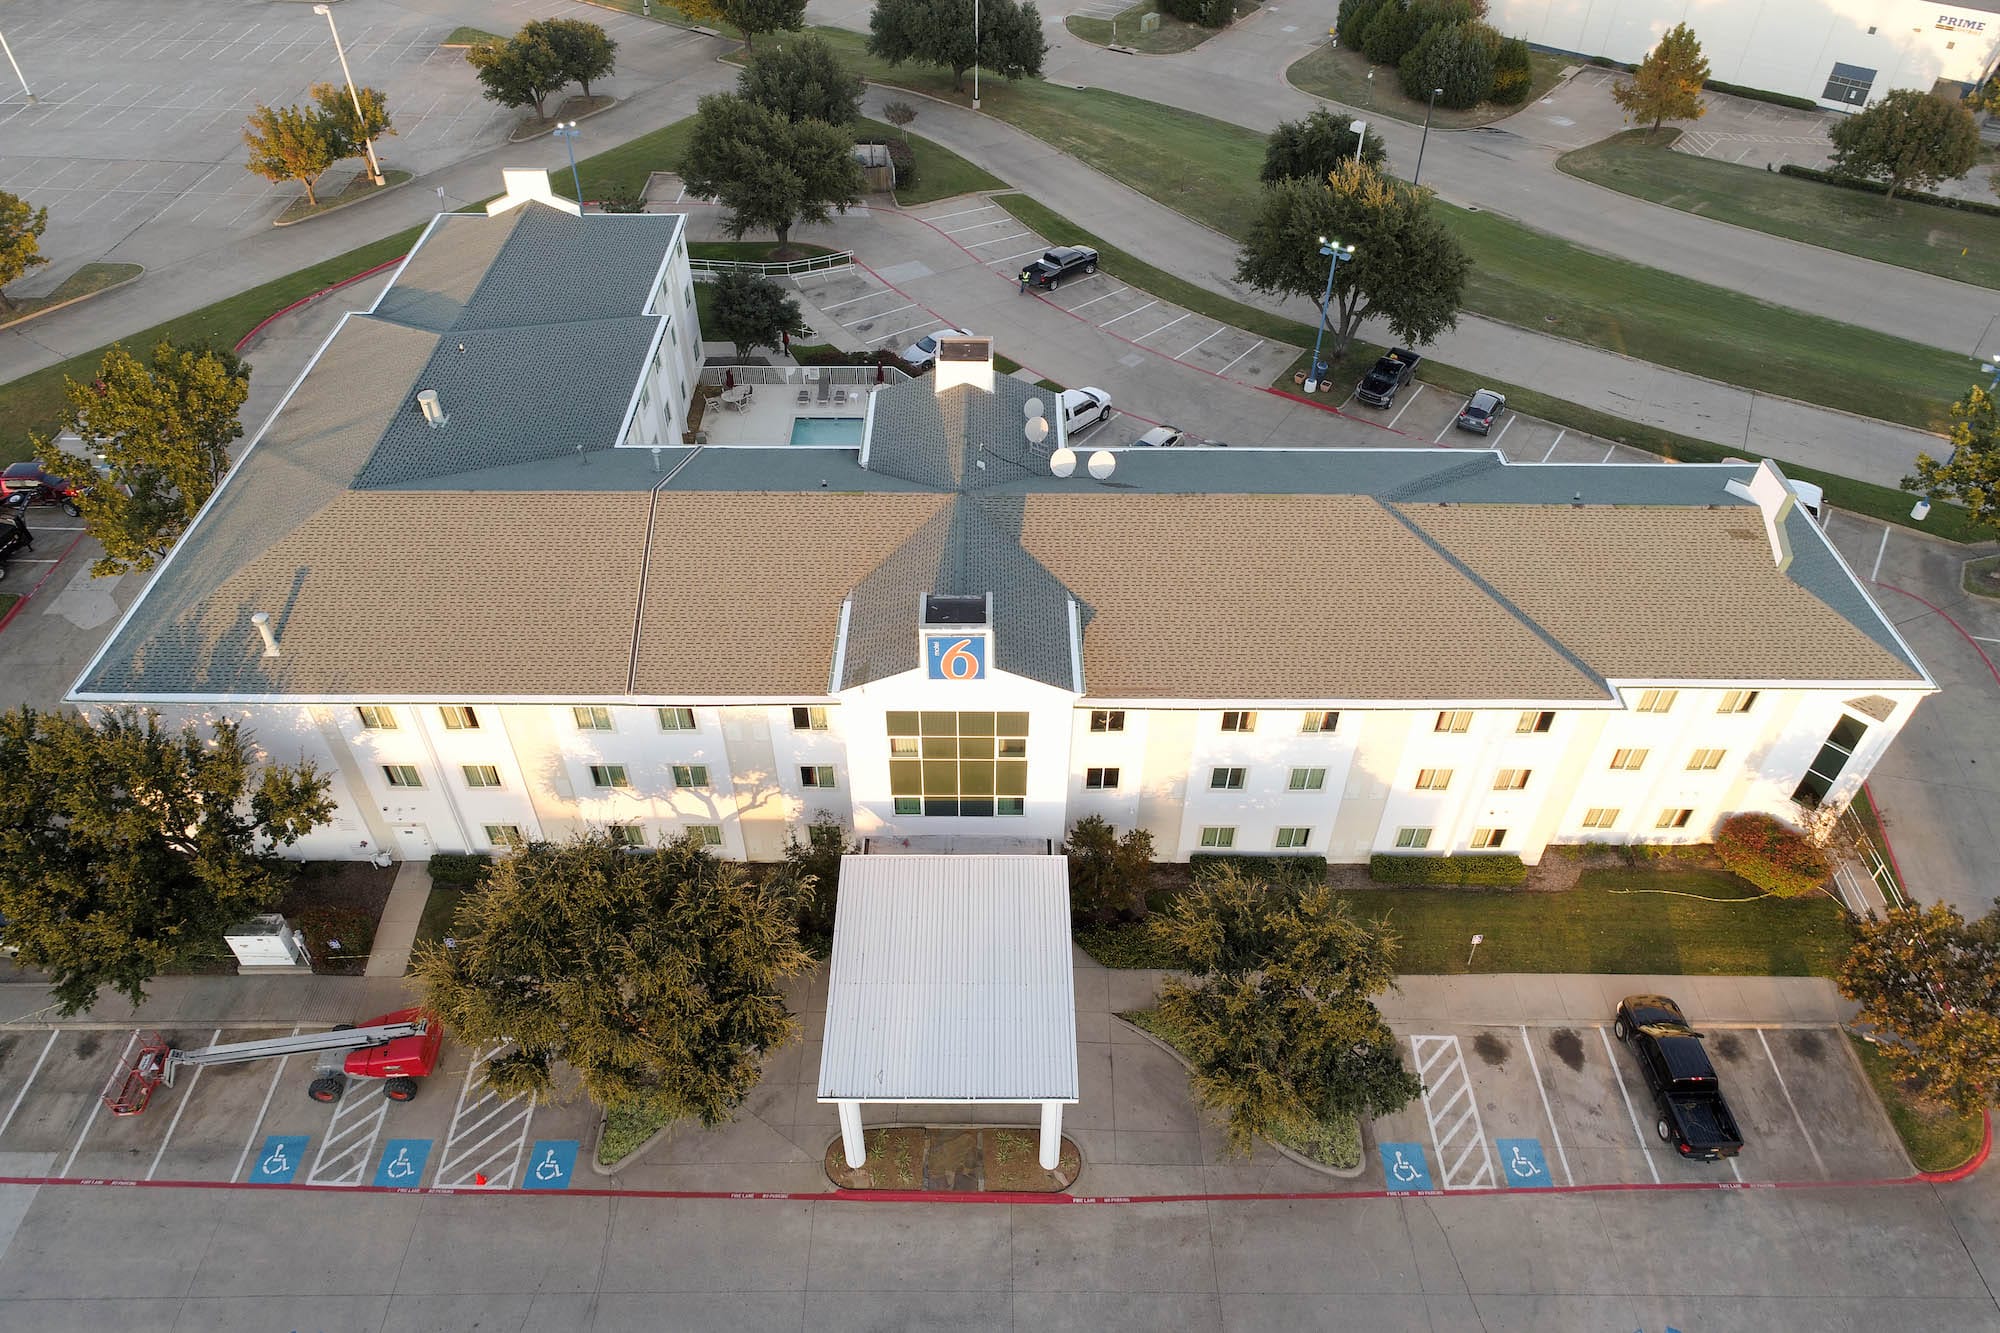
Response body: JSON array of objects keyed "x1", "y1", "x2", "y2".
[{"x1": 790, "y1": 416, "x2": 865, "y2": 446}]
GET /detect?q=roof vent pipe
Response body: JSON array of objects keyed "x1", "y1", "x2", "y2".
[
  {"x1": 251, "y1": 611, "x2": 280, "y2": 658},
  {"x1": 417, "y1": 389, "x2": 447, "y2": 428}
]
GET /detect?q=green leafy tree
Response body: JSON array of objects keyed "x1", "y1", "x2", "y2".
[
  {"x1": 0, "y1": 707, "x2": 332, "y2": 1014},
  {"x1": 722, "y1": 0, "x2": 808, "y2": 47},
  {"x1": 1260, "y1": 108, "x2": 1388, "y2": 184},
  {"x1": 1064, "y1": 815, "x2": 1156, "y2": 926},
  {"x1": 710, "y1": 270, "x2": 808, "y2": 355},
  {"x1": 1361, "y1": 0, "x2": 1469, "y2": 67},
  {"x1": 309, "y1": 80, "x2": 394, "y2": 154},
  {"x1": 1838, "y1": 901, "x2": 2000, "y2": 1115},
  {"x1": 39, "y1": 338, "x2": 250, "y2": 576},
  {"x1": 867, "y1": 0, "x2": 1047, "y2": 94},
  {"x1": 413, "y1": 833, "x2": 813, "y2": 1121},
  {"x1": 241, "y1": 102, "x2": 346, "y2": 205},
  {"x1": 1399, "y1": 20, "x2": 1496, "y2": 109},
  {"x1": 680, "y1": 93, "x2": 863, "y2": 249},
  {"x1": 0, "y1": 190, "x2": 50, "y2": 313},
  {"x1": 786, "y1": 811, "x2": 854, "y2": 947},
  {"x1": 1336, "y1": 0, "x2": 1388, "y2": 45},
  {"x1": 468, "y1": 32, "x2": 570, "y2": 119},
  {"x1": 1490, "y1": 35, "x2": 1533, "y2": 105},
  {"x1": 1906, "y1": 383, "x2": 2000, "y2": 534},
  {"x1": 1611, "y1": 22, "x2": 1709, "y2": 134},
  {"x1": 524, "y1": 17, "x2": 617, "y2": 99},
  {"x1": 1235, "y1": 161, "x2": 1472, "y2": 360},
  {"x1": 739, "y1": 36, "x2": 864, "y2": 125},
  {"x1": 1830, "y1": 88, "x2": 1980, "y2": 201},
  {"x1": 1148, "y1": 868, "x2": 1421, "y2": 1153}
]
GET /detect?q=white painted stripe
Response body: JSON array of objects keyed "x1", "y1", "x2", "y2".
[
  {"x1": 1728, "y1": 1154, "x2": 1743, "y2": 1181},
  {"x1": 0, "y1": 1031, "x2": 59, "y2": 1140},
  {"x1": 1871, "y1": 525, "x2": 1890, "y2": 583},
  {"x1": 1216, "y1": 342, "x2": 1262, "y2": 377},
  {"x1": 1519, "y1": 1025, "x2": 1573, "y2": 1186},
  {"x1": 1177, "y1": 327, "x2": 1226, "y2": 358},
  {"x1": 819, "y1": 291, "x2": 894, "y2": 312},
  {"x1": 145, "y1": 1028, "x2": 219, "y2": 1180},
  {"x1": 1539, "y1": 429, "x2": 1567, "y2": 463},
  {"x1": 1756, "y1": 1028, "x2": 1828, "y2": 1178},
  {"x1": 231, "y1": 1027, "x2": 301, "y2": 1182},
  {"x1": 1385, "y1": 385, "x2": 1425, "y2": 430},
  {"x1": 990, "y1": 247, "x2": 1050, "y2": 265},
  {"x1": 943, "y1": 218, "x2": 1013, "y2": 235},
  {"x1": 1600, "y1": 445, "x2": 1617, "y2": 463},
  {"x1": 1490, "y1": 416, "x2": 1515, "y2": 450},
  {"x1": 841, "y1": 301, "x2": 914, "y2": 327},
  {"x1": 1434, "y1": 418, "x2": 1456, "y2": 444},
  {"x1": 60, "y1": 1030, "x2": 136, "y2": 1176},
  {"x1": 923, "y1": 204, "x2": 998, "y2": 221},
  {"x1": 1099, "y1": 299, "x2": 1159, "y2": 327},
  {"x1": 869, "y1": 319, "x2": 939, "y2": 346},
  {"x1": 1064, "y1": 287, "x2": 1127, "y2": 313},
  {"x1": 964, "y1": 230, "x2": 1030, "y2": 248},
  {"x1": 1132, "y1": 311, "x2": 1194, "y2": 342},
  {"x1": 1598, "y1": 1024, "x2": 1661, "y2": 1184}
]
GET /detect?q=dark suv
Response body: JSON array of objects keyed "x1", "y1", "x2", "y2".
[{"x1": 1022, "y1": 246, "x2": 1098, "y2": 291}]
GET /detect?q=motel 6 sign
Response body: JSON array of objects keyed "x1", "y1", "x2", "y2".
[{"x1": 927, "y1": 635, "x2": 986, "y2": 681}]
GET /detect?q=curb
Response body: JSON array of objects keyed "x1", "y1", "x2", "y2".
[
  {"x1": 0, "y1": 529, "x2": 87, "y2": 637},
  {"x1": 1915, "y1": 1110, "x2": 1993, "y2": 1183},
  {"x1": 234, "y1": 255, "x2": 407, "y2": 353},
  {"x1": 588, "y1": 1111, "x2": 680, "y2": 1176},
  {"x1": 272, "y1": 173, "x2": 412, "y2": 228},
  {"x1": 0, "y1": 267, "x2": 146, "y2": 332},
  {"x1": 507, "y1": 95, "x2": 619, "y2": 144}
]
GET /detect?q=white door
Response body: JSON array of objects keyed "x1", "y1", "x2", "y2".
[{"x1": 393, "y1": 824, "x2": 434, "y2": 861}]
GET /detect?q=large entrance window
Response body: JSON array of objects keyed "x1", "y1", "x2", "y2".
[
  {"x1": 1793, "y1": 714, "x2": 1868, "y2": 806},
  {"x1": 887, "y1": 710, "x2": 1028, "y2": 816},
  {"x1": 1822, "y1": 62, "x2": 1875, "y2": 106}
]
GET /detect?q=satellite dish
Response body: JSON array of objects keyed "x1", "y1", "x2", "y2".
[
  {"x1": 1023, "y1": 397, "x2": 1045, "y2": 420},
  {"x1": 1049, "y1": 447, "x2": 1077, "y2": 477},
  {"x1": 1025, "y1": 416, "x2": 1049, "y2": 445},
  {"x1": 1087, "y1": 450, "x2": 1116, "y2": 480}
]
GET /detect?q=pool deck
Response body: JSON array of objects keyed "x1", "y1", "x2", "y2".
[{"x1": 700, "y1": 384, "x2": 882, "y2": 446}]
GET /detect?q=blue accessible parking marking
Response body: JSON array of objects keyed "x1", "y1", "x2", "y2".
[
  {"x1": 1377, "y1": 1141, "x2": 1435, "y2": 1193},
  {"x1": 373, "y1": 1138, "x2": 433, "y2": 1189},
  {"x1": 1496, "y1": 1137, "x2": 1553, "y2": 1188},
  {"x1": 522, "y1": 1139, "x2": 579, "y2": 1190},
  {"x1": 252, "y1": 1134, "x2": 309, "y2": 1184}
]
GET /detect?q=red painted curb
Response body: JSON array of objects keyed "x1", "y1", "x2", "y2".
[
  {"x1": 0, "y1": 528, "x2": 88, "y2": 637},
  {"x1": 233, "y1": 255, "x2": 408, "y2": 353},
  {"x1": 1915, "y1": 1110, "x2": 1992, "y2": 1183}
]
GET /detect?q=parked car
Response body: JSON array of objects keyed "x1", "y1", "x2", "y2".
[
  {"x1": 898, "y1": 326, "x2": 973, "y2": 369},
  {"x1": 0, "y1": 462, "x2": 81, "y2": 517},
  {"x1": 1454, "y1": 389, "x2": 1507, "y2": 435},
  {"x1": 1022, "y1": 246, "x2": 1098, "y2": 291},
  {"x1": 1058, "y1": 386, "x2": 1114, "y2": 437},
  {"x1": 1133, "y1": 425, "x2": 1187, "y2": 448},
  {"x1": 0, "y1": 508, "x2": 32, "y2": 581},
  {"x1": 1355, "y1": 348, "x2": 1421, "y2": 408},
  {"x1": 1613, "y1": 994, "x2": 1745, "y2": 1162}
]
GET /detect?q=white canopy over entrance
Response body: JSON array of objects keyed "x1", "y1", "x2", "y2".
[{"x1": 816, "y1": 854, "x2": 1079, "y2": 1170}]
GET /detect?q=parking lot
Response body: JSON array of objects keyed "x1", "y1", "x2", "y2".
[
  {"x1": 0, "y1": 1025, "x2": 599, "y2": 1191},
  {"x1": 1333, "y1": 380, "x2": 1670, "y2": 465}
]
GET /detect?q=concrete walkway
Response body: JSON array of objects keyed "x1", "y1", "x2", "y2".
[{"x1": 363, "y1": 860, "x2": 436, "y2": 979}]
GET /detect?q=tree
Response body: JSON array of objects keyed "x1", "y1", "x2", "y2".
[
  {"x1": 0, "y1": 707, "x2": 332, "y2": 1014},
  {"x1": 40, "y1": 338, "x2": 250, "y2": 576},
  {"x1": 786, "y1": 812, "x2": 854, "y2": 947},
  {"x1": 1906, "y1": 383, "x2": 2000, "y2": 534},
  {"x1": 867, "y1": 0, "x2": 1047, "y2": 94},
  {"x1": 413, "y1": 833, "x2": 812, "y2": 1122},
  {"x1": 1064, "y1": 815, "x2": 1156, "y2": 926},
  {"x1": 709, "y1": 270, "x2": 807, "y2": 356},
  {"x1": 1829, "y1": 88, "x2": 1980, "y2": 201},
  {"x1": 738, "y1": 36, "x2": 864, "y2": 125},
  {"x1": 721, "y1": 0, "x2": 808, "y2": 48},
  {"x1": 1148, "y1": 868, "x2": 1421, "y2": 1153},
  {"x1": 241, "y1": 102, "x2": 346, "y2": 206},
  {"x1": 309, "y1": 80, "x2": 394, "y2": 156},
  {"x1": 468, "y1": 32, "x2": 569, "y2": 120},
  {"x1": 1361, "y1": 0, "x2": 1468, "y2": 67},
  {"x1": 0, "y1": 190, "x2": 49, "y2": 313},
  {"x1": 1260, "y1": 108, "x2": 1388, "y2": 185},
  {"x1": 1399, "y1": 20, "x2": 1497, "y2": 109},
  {"x1": 1713, "y1": 812, "x2": 1830, "y2": 898},
  {"x1": 1611, "y1": 22, "x2": 1708, "y2": 134},
  {"x1": 525, "y1": 17, "x2": 617, "y2": 99},
  {"x1": 1336, "y1": 0, "x2": 1388, "y2": 46},
  {"x1": 680, "y1": 94, "x2": 863, "y2": 249},
  {"x1": 1490, "y1": 35, "x2": 1533, "y2": 105},
  {"x1": 1235, "y1": 162, "x2": 1472, "y2": 361},
  {"x1": 883, "y1": 99, "x2": 918, "y2": 129},
  {"x1": 1838, "y1": 901, "x2": 2000, "y2": 1115}
]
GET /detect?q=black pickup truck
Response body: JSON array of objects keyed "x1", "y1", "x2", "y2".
[
  {"x1": 1613, "y1": 995, "x2": 1744, "y2": 1162},
  {"x1": 1355, "y1": 348, "x2": 1421, "y2": 407}
]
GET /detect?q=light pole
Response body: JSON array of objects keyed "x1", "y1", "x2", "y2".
[
  {"x1": 1413, "y1": 87, "x2": 1443, "y2": 187},
  {"x1": 0, "y1": 27, "x2": 34, "y2": 104},
  {"x1": 312, "y1": 4, "x2": 382, "y2": 185},
  {"x1": 973, "y1": 0, "x2": 981, "y2": 110},
  {"x1": 1978, "y1": 358, "x2": 2000, "y2": 394},
  {"x1": 553, "y1": 121, "x2": 583, "y2": 205},
  {"x1": 1303, "y1": 236, "x2": 1356, "y2": 392},
  {"x1": 1350, "y1": 119, "x2": 1366, "y2": 164}
]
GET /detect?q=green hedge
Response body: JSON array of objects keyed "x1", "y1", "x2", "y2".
[
  {"x1": 1190, "y1": 853, "x2": 1329, "y2": 886},
  {"x1": 1778, "y1": 162, "x2": 2000, "y2": 217},
  {"x1": 1369, "y1": 853, "x2": 1528, "y2": 886},
  {"x1": 427, "y1": 852, "x2": 493, "y2": 887},
  {"x1": 1704, "y1": 79, "x2": 1818, "y2": 111}
]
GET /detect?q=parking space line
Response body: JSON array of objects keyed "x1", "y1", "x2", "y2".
[
  {"x1": 870, "y1": 319, "x2": 938, "y2": 346},
  {"x1": 1756, "y1": 1028, "x2": 1829, "y2": 1178},
  {"x1": 1538, "y1": 429, "x2": 1566, "y2": 462},
  {"x1": 1100, "y1": 299, "x2": 1159, "y2": 328},
  {"x1": 1217, "y1": 342, "x2": 1262, "y2": 377},
  {"x1": 820, "y1": 291, "x2": 893, "y2": 312},
  {"x1": 942, "y1": 218, "x2": 1014, "y2": 235},
  {"x1": 1598, "y1": 1025, "x2": 1661, "y2": 1183},
  {"x1": 1433, "y1": 418, "x2": 1455, "y2": 444},
  {"x1": 307, "y1": 1089, "x2": 389, "y2": 1186},
  {"x1": 842, "y1": 301, "x2": 914, "y2": 327},
  {"x1": 60, "y1": 1030, "x2": 136, "y2": 1177},
  {"x1": 1132, "y1": 311, "x2": 1193, "y2": 342},
  {"x1": 1410, "y1": 1035, "x2": 1494, "y2": 1190},
  {"x1": 1490, "y1": 417, "x2": 1515, "y2": 451},
  {"x1": 1178, "y1": 327, "x2": 1226, "y2": 358},
  {"x1": 991, "y1": 247, "x2": 1048, "y2": 265},
  {"x1": 1518, "y1": 1025, "x2": 1573, "y2": 1186},
  {"x1": 1064, "y1": 287, "x2": 1127, "y2": 313},
  {"x1": 1385, "y1": 385, "x2": 1425, "y2": 429},
  {"x1": 1600, "y1": 445, "x2": 1617, "y2": 463},
  {"x1": 1870, "y1": 525, "x2": 1890, "y2": 582},
  {"x1": 435, "y1": 1044, "x2": 537, "y2": 1188},
  {"x1": 964, "y1": 230, "x2": 1029, "y2": 248},
  {"x1": 145, "y1": 1028, "x2": 218, "y2": 1180},
  {"x1": 230, "y1": 1027, "x2": 301, "y2": 1182},
  {"x1": 0, "y1": 1031, "x2": 60, "y2": 1141},
  {"x1": 923, "y1": 204, "x2": 997, "y2": 221}
]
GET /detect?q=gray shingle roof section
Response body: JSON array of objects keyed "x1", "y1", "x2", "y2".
[
  {"x1": 371, "y1": 211, "x2": 525, "y2": 332},
  {"x1": 1778, "y1": 506, "x2": 1921, "y2": 673},
  {"x1": 460, "y1": 206, "x2": 678, "y2": 327},
  {"x1": 864, "y1": 379, "x2": 1053, "y2": 490}
]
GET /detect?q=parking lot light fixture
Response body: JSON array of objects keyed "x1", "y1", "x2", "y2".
[
  {"x1": 1977, "y1": 358, "x2": 2000, "y2": 394},
  {"x1": 553, "y1": 122, "x2": 583, "y2": 205},
  {"x1": 1304, "y1": 236, "x2": 1356, "y2": 391},
  {"x1": 313, "y1": 4, "x2": 383, "y2": 186},
  {"x1": 0, "y1": 27, "x2": 34, "y2": 104},
  {"x1": 1350, "y1": 119, "x2": 1366, "y2": 164},
  {"x1": 1414, "y1": 87, "x2": 1443, "y2": 187}
]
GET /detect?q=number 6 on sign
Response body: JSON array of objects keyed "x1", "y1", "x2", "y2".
[{"x1": 926, "y1": 635, "x2": 985, "y2": 681}]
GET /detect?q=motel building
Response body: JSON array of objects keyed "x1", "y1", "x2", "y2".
[{"x1": 68, "y1": 173, "x2": 1935, "y2": 1169}]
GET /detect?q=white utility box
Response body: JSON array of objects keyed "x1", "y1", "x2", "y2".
[{"x1": 224, "y1": 915, "x2": 311, "y2": 969}]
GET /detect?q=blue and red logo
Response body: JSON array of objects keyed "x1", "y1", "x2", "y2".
[{"x1": 926, "y1": 635, "x2": 985, "y2": 680}]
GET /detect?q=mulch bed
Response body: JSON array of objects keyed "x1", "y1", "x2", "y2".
[
  {"x1": 825, "y1": 1126, "x2": 1081, "y2": 1192},
  {"x1": 272, "y1": 861, "x2": 399, "y2": 977}
]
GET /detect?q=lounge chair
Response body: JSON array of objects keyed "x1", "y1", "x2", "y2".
[
  {"x1": 816, "y1": 378, "x2": 831, "y2": 405},
  {"x1": 797, "y1": 387, "x2": 811, "y2": 405},
  {"x1": 834, "y1": 387, "x2": 848, "y2": 406}
]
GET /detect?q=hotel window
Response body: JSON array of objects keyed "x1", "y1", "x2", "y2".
[
  {"x1": 1493, "y1": 769, "x2": 1531, "y2": 791},
  {"x1": 688, "y1": 824, "x2": 724, "y2": 847},
  {"x1": 356, "y1": 706, "x2": 397, "y2": 731},
  {"x1": 1517, "y1": 710, "x2": 1554, "y2": 734},
  {"x1": 1301, "y1": 710, "x2": 1339, "y2": 733},
  {"x1": 792, "y1": 706, "x2": 829, "y2": 731},
  {"x1": 462, "y1": 765, "x2": 502, "y2": 789},
  {"x1": 1275, "y1": 826, "x2": 1312, "y2": 849},
  {"x1": 801, "y1": 765, "x2": 836, "y2": 788},
  {"x1": 1414, "y1": 768, "x2": 1452, "y2": 791},
  {"x1": 1610, "y1": 748, "x2": 1648, "y2": 771},
  {"x1": 1687, "y1": 748, "x2": 1726, "y2": 771},
  {"x1": 1637, "y1": 689, "x2": 1678, "y2": 714},
  {"x1": 573, "y1": 706, "x2": 613, "y2": 731},
  {"x1": 1793, "y1": 714, "x2": 1869, "y2": 806},
  {"x1": 1210, "y1": 766, "x2": 1246, "y2": 790},
  {"x1": 1199, "y1": 826, "x2": 1236, "y2": 848},
  {"x1": 1085, "y1": 767, "x2": 1119, "y2": 790},
  {"x1": 1090, "y1": 709, "x2": 1126, "y2": 732},
  {"x1": 607, "y1": 824, "x2": 647, "y2": 848},
  {"x1": 1656, "y1": 808, "x2": 1694, "y2": 830},
  {"x1": 484, "y1": 824, "x2": 525, "y2": 848},
  {"x1": 439, "y1": 706, "x2": 480, "y2": 730},
  {"x1": 383, "y1": 764, "x2": 422, "y2": 788},
  {"x1": 1288, "y1": 767, "x2": 1326, "y2": 791},
  {"x1": 658, "y1": 706, "x2": 697, "y2": 731},
  {"x1": 1435, "y1": 710, "x2": 1472, "y2": 734},
  {"x1": 1581, "y1": 807, "x2": 1619, "y2": 829},
  {"x1": 886, "y1": 710, "x2": 1030, "y2": 817},
  {"x1": 1220, "y1": 711, "x2": 1256, "y2": 733},
  {"x1": 1395, "y1": 827, "x2": 1432, "y2": 849},
  {"x1": 672, "y1": 764, "x2": 710, "y2": 788},
  {"x1": 1718, "y1": 690, "x2": 1760, "y2": 714},
  {"x1": 1470, "y1": 827, "x2": 1507, "y2": 849},
  {"x1": 589, "y1": 764, "x2": 630, "y2": 789}
]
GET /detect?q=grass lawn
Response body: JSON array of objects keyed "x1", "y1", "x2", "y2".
[
  {"x1": 275, "y1": 169, "x2": 414, "y2": 226},
  {"x1": 407, "y1": 884, "x2": 464, "y2": 963},
  {"x1": 1846, "y1": 1035, "x2": 1989, "y2": 1173},
  {"x1": 552, "y1": 117, "x2": 701, "y2": 202},
  {"x1": 1559, "y1": 130, "x2": 2000, "y2": 291},
  {"x1": 441, "y1": 26, "x2": 502, "y2": 46},
  {"x1": 1065, "y1": 1, "x2": 1250, "y2": 55},
  {"x1": 687, "y1": 240, "x2": 839, "y2": 262},
  {"x1": 0, "y1": 262, "x2": 143, "y2": 328},
  {"x1": 1285, "y1": 41, "x2": 1570, "y2": 129},
  {"x1": 597, "y1": 1096, "x2": 671, "y2": 1166},
  {"x1": 853, "y1": 116, "x2": 1006, "y2": 206},
  {"x1": 1965, "y1": 554, "x2": 2000, "y2": 598},
  {"x1": 0, "y1": 593, "x2": 19, "y2": 618}
]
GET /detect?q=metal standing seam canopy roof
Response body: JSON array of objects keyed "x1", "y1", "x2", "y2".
[{"x1": 817, "y1": 855, "x2": 1080, "y2": 1104}]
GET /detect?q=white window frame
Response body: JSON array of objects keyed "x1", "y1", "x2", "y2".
[
  {"x1": 792, "y1": 705, "x2": 829, "y2": 731},
  {"x1": 1395, "y1": 827, "x2": 1432, "y2": 849},
  {"x1": 484, "y1": 823, "x2": 525, "y2": 848},
  {"x1": 1686, "y1": 748, "x2": 1726, "y2": 771},
  {"x1": 1470, "y1": 827, "x2": 1506, "y2": 849},
  {"x1": 462, "y1": 764, "x2": 503, "y2": 789},
  {"x1": 439, "y1": 706, "x2": 480, "y2": 731},
  {"x1": 1288, "y1": 767, "x2": 1326, "y2": 791},
  {"x1": 383, "y1": 764, "x2": 422, "y2": 788},
  {"x1": 1581, "y1": 807, "x2": 1619, "y2": 829},
  {"x1": 590, "y1": 763, "x2": 630, "y2": 789},
  {"x1": 1275, "y1": 826, "x2": 1312, "y2": 849},
  {"x1": 1516, "y1": 710, "x2": 1554, "y2": 734},
  {"x1": 1435, "y1": 710, "x2": 1472, "y2": 734},
  {"x1": 573, "y1": 705, "x2": 614, "y2": 731},
  {"x1": 1415, "y1": 768, "x2": 1452, "y2": 791},
  {"x1": 1089, "y1": 709, "x2": 1126, "y2": 733},
  {"x1": 1085, "y1": 766, "x2": 1120, "y2": 790},
  {"x1": 1220, "y1": 711, "x2": 1256, "y2": 733},
  {"x1": 801, "y1": 764, "x2": 837, "y2": 788},
  {"x1": 1210, "y1": 766, "x2": 1246, "y2": 790},
  {"x1": 688, "y1": 824, "x2": 724, "y2": 847},
  {"x1": 607, "y1": 823, "x2": 647, "y2": 847},
  {"x1": 1493, "y1": 768, "x2": 1531, "y2": 791},
  {"x1": 1301, "y1": 710, "x2": 1339, "y2": 733},
  {"x1": 356, "y1": 705, "x2": 397, "y2": 731},
  {"x1": 1636, "y1": 689, "x2": 1678, "y2": 714},
  {"x1": 1198, "y1": 826, "x2": 1237, "y2": 848},
  {"x1": 658, "y1": 706, "x2": 696, "y2": 731},
  {"x1": 1656, "y1": 808, "x2": 1695, "y2": 830},
  {"x1": 1718, "y1": 690, "x2": 1760, "y2": 714},
  {"x1": 1610, "y1": 748, "x2": 1648, "y2": 771},
  {"x1": 672, "y1": 763, "x2": 710, "y2": 789}
]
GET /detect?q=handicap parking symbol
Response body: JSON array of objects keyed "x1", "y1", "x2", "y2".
[
  {"x1": 522, "y1": 1139, "x2": 579, "y2": 1191},
  {"x1": 372, "y1": 1138, "x2": 434, "y2": 1189},
  {"x1": 253, "y1": 1134, "x2": 309, "y2": 1184},
  {"x1": 1376, "y1": 1141, "x2": 1435, "y2": 1193},
  {"x1": 1495, "y1": 1137, "x2": 1553, "y2": 1189}
]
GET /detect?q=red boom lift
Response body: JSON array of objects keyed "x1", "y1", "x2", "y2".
[{"x1": 102, "y1": 1008, "x2": 445, "y2": 1115}]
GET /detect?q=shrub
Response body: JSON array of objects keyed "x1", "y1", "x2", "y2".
[
  {"x1": 883, "y1": 98, "x2": 916, "y2": 128},
  {"x1": 1368, "y1": 853, "x2": 1527, "y2": 886},
  {"x1": 1400, "y1": 20, "x2": 1496, "y2": 109},
  {"x1": 787, "y1": 812, "x2": 852, "y2": 948},
  {"x1": 597, "y1": 180, "x2": 647, "y2": 213},
  {"x1": 1159, "y1": 0, "x2": 1234, "y2": 27},
  {"x1": 1364, "y1": 0, "x2": 1471, "y2": 67},
  {"x1": 1703, "y1": 78, "x2": 1817, "y2": 111},
  {"x1": 1778, "y1": 163, "x2": 2000, "y2": 218},
  {"x1": 427, "y1": 852, "x2": 492, "y2": 887},
  {"x1": 1714, "y1": 813, "x2": 1830, "y2": 897},
  {"x1": 1189, "y1": 852, "x2": 1327, "y2": 887},
  {"x1": 1336, "y1": 0, "x2": 1387, "y2": 44},
  {"x1": 1066, "y1": 815, "x2": 1156, "y2": 924},
  {"x1": 1490, "y1": 35, "x2": 1532, "y2": 104}
]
